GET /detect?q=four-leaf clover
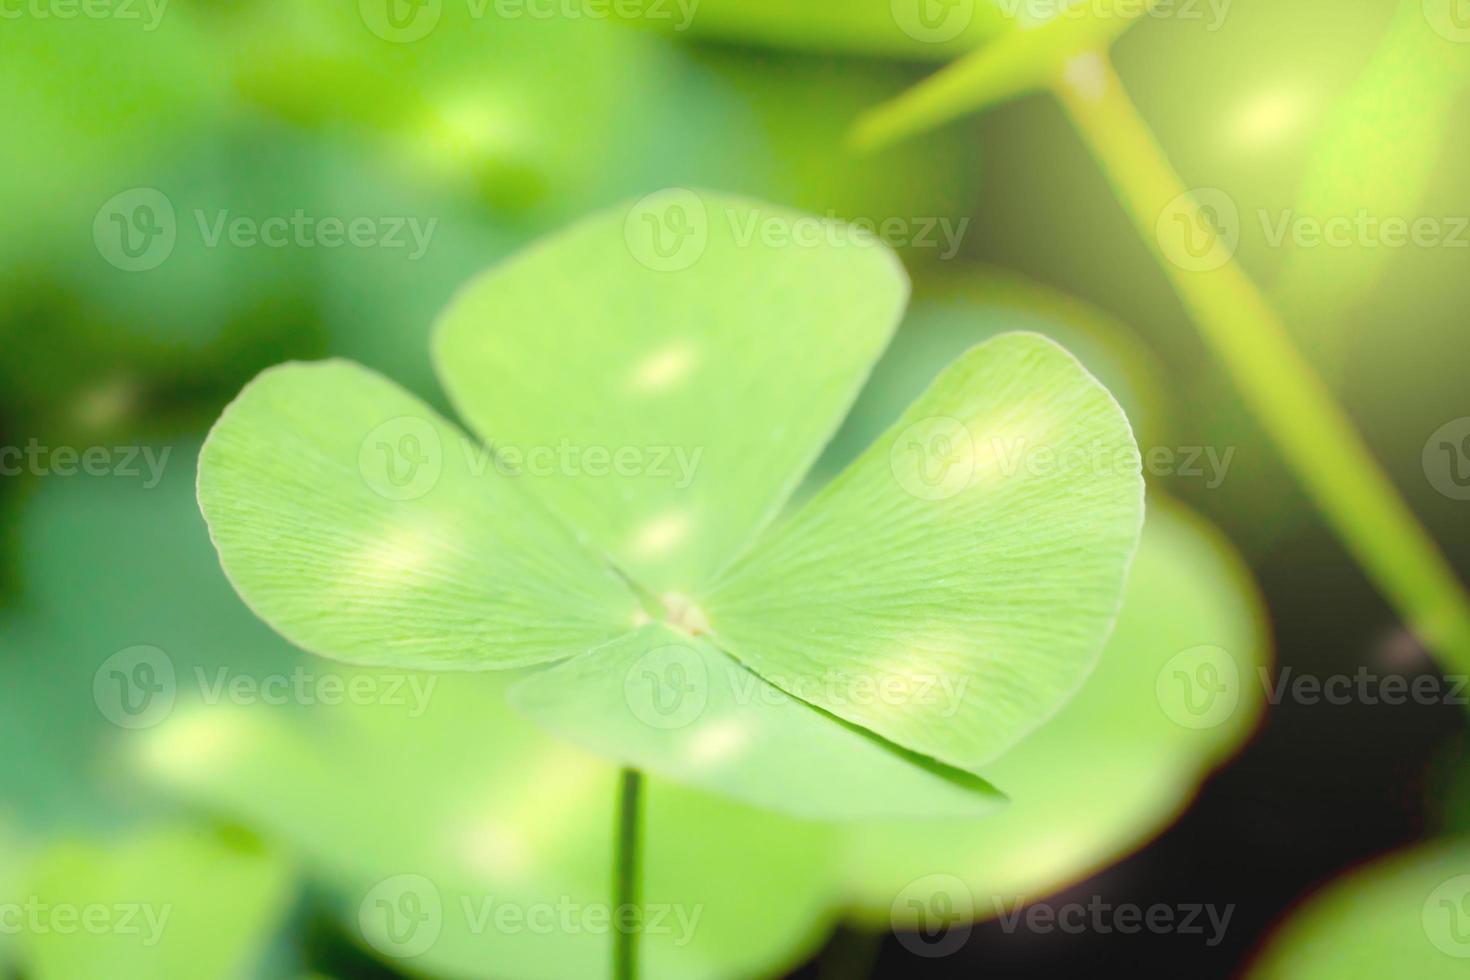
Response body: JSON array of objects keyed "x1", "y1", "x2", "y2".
[{"x1": 197, "y1": 189, "x2": 1145, "y2": 819}]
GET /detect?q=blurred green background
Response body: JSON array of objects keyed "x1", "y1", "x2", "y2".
[{"x1": 3, "y1": 1, "x2": 1469, "y2": 977}]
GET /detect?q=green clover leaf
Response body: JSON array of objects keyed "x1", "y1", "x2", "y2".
[
  {"x1": 841, "y1": 496, "x2": 1272, "y2": 924},
  {"x1": 197, "y1": 190, "x2": 1144, "y2": 818},
  {"x1": 431, "y1": 189, "x2": 910, "y2": 594},
  {"x1": 508, "y1": 623, "x2": 999, "y2": 819}
]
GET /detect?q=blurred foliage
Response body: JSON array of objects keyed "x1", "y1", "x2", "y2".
[
  {"x1": 0, "y1": 438, "x2": 298, "y2": 835},
  {"x1": 1271, "y1": 0, "x2": 1470, "y2": 372},
  {"x1": 142, "y1": 675, "x2": 842, "y2": 979},
  {"x1": 1248, "y1": 836, "x2": 1470, "y2": 980},
  {"x1": 20, "y1": 827, "x2": 293, "y2": 980},
  {"x1": 0, "y1": 1, "x2": 984, "y2": 423},
  {"x1": 616, "y1": 0, "x2": 1009, "y2": 56}
]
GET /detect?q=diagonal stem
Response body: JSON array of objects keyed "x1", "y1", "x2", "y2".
[
  {"x1": 1051, "y1": 52, "x2": 1470, "y2": 674},
  {"x1": 614, "y1": 767, "x2": 643, "y2": 980}
]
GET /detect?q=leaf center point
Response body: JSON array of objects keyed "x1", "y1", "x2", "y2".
[{"x1": 659, "y1": 591, "x2": 710, "y2": 637}]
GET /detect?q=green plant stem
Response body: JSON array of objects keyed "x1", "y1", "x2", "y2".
[
  {"x1": 1052, "y1": 53, "x2": 1470, "y2": 674},
  {"x1": 614, "y1": 768, "x2": 643, "y2": 980}
]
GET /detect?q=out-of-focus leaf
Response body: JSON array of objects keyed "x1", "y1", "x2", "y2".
[
  {"x1": 672, "y1": 48, "x2": 987, "y2": 244},
  {"x1": 212, "y1": 2, "x2": 669, "y2": 217},
  {"x1": 1272, "y1": 0, "x2": 1470, "y2": 367},
  {"x1": 0, "y1": 12, "x2": 228, "y2": 269},
  {"x1": 197, "y1": 360, "x2": 641, "y2": 670},
  {"x1": 509, "y1": 623, "x2": 1005, "y2": 819},
  {"x1": 0, "y1": 821, "x2": 22, "y2": 968},
  {"x1": 0, "y1": 439, "x2": 300, "y2": 834},
  {"x1": 18, "y1": 828, "x2": 292, "y2": 980},
  {"x1": 433, "y1": 191, "x2": 908, "y2": 595},
  {"x1": 140, "y1": 673, "x2": 842, "y2": 980},
  {"x1": 1248, "y1": 836, "x2": 1470, "y2": 980},
  {"x1": 312, "y1": 52, "x2": 986, "y2": 399},
  {"x1": 706, "y1": 333, "x2": 1144, "y2": 771},
  {"x1": 0, "y1": 16, "x2": 316, "y2": 416},
  {"x1": 842, "y1": 497, "x2": 1270, "y2": 925},
  {"x1": 309, "y1": 147, "x2": 525, "y2": 404}
]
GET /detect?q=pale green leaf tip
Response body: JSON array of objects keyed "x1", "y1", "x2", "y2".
[
  {"x1": 978, "y1": 327, "x2": 1151, "y2": 729},
  {"x1": 428, "y1": 184, "x2": 912, "y2": 389},
  {"x1": 196, "y1": 357, "x2": 366, "y2": 512}
]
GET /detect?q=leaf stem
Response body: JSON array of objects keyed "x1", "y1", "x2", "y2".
[
  {"x1": 1051, "y1": 52, "x2": 1470, "y2": 673},
  {"x1": 614, "y1": 767, "x2": 643, "y2": 980}
]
